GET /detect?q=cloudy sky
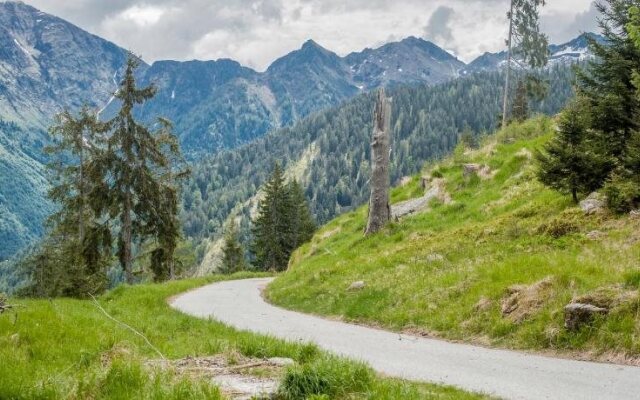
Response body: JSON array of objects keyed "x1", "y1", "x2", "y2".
[{"x1": 24, "y1": 0, "x2": 599, "y2": 71}]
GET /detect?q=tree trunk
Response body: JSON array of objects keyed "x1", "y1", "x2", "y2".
[
  {"x1": 502, "y1": 0, "x2": 515, "y2": 130},
  {"x1": 78, "y1": 130, "x2": 85, "y2": 245},
  {"x1": 122, "y1": 191, "x2": 133, "y2": 284},
  {"x1": 365, "y1": 89, "x2": 392, "y2": 235}
]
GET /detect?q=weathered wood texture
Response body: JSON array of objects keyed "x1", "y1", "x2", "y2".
[{"x1": 365, "y1": 89, "x2": 392, "y2": 235}]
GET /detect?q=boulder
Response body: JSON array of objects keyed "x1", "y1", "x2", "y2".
[
  {"x1": 426, "y1": 253, "x2": 444, "y2": 262},
  {"x1": 564, "y1": 303, "x2": 608, "y2": 331},
  {"x1": 391, "y1": 178, "x2": 451, "y2": 219},
  {"x1": 580, "y1": 192, "x2": 606, "y2": 215},
  {"x1": 347, "y1": 281, "x2": 366, "y2": 291}
]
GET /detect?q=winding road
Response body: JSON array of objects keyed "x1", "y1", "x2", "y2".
[{"x1": 170, "y1": 277, "x2": 640, "y2": 400}]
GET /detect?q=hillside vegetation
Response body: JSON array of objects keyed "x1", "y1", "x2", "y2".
[
  {"x1": 267, "y1": 117, "x2": 640, "y2": 362},
  {"x1": 0, "y1": 274, "x2": 487, "y2": 400},
  {"x1": 185, "y1": 66, "x2": 576, "y2": 267}
]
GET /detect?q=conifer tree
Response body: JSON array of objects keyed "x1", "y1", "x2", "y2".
[
  {"x1": 511, "y1": 80, "x2": 529, "y2": 123},
  {"x1": 287, "y1": 180, "x2": 317, "y2": 251},
  {"x1": 577, "y1": 0, "x2": 640, "y2": 160},
  {"x1": 536, "y1": 97, "x2": 610, "y2": 203},
  {"x1": 252, "y1": 163, "x2": 291, "y2": 271},
  {"x1": 502, "y1": 0, "x2": 549, "y2": 128},
  {"x1": 105, "y1": 57, "x2": 186, "y2": 283},
  {"x1": 24, "y1": 107, "x2": 112, "y2": 297},
  {"x1": 220, "y1": 221, "x2": 246, "y2": 274}
]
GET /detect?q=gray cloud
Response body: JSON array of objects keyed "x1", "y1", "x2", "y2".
[
  {"x1": 23, "y1": 0, "x2": 597, "y2": 70},
  {"x1": 541, "y1": 1, "x2": 600, "y2": 44},
  {"x1": 423, "y1": 6, "x2": 455, "y2": 45}
]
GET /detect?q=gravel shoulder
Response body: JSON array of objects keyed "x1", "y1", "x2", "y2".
[{"x1": 171, "y1": 277, "x2": 640, "y2": 400}]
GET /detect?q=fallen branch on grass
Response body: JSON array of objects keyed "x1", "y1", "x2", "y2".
[
  {"x1": 89, "y1": 293, "x2": 166, "y2": 360},
  {"x1": 0, "y1": 295, "x2": 12, "y2": 314}
]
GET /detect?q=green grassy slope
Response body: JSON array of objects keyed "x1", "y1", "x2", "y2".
[
  {"x1": 0, "y1": 273, "x2": 487, "y2": 399},
  {"x1": 267, "y1": 117, "x2": 640, "y2": 362}
]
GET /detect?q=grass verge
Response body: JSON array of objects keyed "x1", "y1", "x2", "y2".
[{"x1": 0, "y1": 272, "x2": 488, "y2": 399}]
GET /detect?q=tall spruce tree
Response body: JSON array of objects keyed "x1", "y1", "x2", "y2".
[
  {"x1": 601, "y1": 3, "x2": 640, "y2": 211},
  {"x1": 25, "y1": 107, "x2": 112, "y2": 297},
  {"x1": 220, "y1": 221, "x2": 247, "y2": 274},
  {"x1": 252, "y1": 163, "x2": 291, "y2": 271},
  {"x1": 577, "y1": 0, "x2": 640, "y2": 160},
  {"x1": 502, "y1": 0, "x2": 549, "y2": 128},
  {"x1": 106, "y1": 57, "x2": 186, "y2": 283},
  {"x1": 287, "y1": 180, "x2": 317, "y2": 251},
  {"x1": 536, "y1": 97, "x2": 610, "y2": 203}
]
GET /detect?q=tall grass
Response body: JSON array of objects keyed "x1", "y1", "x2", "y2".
[{"x1": 0, "y1": 272, "x2": 487, "y2": 399}]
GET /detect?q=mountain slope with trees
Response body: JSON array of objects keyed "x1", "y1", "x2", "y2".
[
  {"x1": 184, "y1": 65, "x2": 577, "y2": 268},
  {"x1": 0, "y1": 0, "x2": 600, "y2": 263}
]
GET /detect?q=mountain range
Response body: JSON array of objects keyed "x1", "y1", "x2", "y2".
[{"x1": 0, "y1": 0, "x2": 599, "y2": 261}]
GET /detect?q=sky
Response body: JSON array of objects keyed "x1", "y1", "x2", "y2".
[{"x1": 23, "y1": 0, "x2": 599, "y2": 71}]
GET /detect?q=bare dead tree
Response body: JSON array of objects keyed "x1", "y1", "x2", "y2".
[{"x1": 365, "y1": 88, "x2": 392, "y2": 235}]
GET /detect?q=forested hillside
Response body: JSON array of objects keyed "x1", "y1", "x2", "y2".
[
  {"x1": 183, "y1": 65, "x2": 576, "y2": 266},
  {"x1": 0, "y1": 120, "x2": 52, "y2": 261}
]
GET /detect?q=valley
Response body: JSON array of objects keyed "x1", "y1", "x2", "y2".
[{"x1": 2, "y1": 0, "x2": 640, "y2": 399}]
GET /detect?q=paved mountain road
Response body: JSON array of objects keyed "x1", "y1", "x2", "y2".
[{"x1": 170, "y1": 277, "x2": 640, "y2": 400}]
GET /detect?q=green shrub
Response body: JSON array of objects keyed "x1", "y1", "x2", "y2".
[
  {"x1": 536, "y1": 218, "x2": 579, "y2": 238},
  {"x1": 603, "y1": 174, "x2": 640, "y2": 213},
  {"x1": 278, "y1": 357, "x2": 373, "y2": 399}
]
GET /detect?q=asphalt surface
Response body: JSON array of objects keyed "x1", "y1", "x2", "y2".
[{"x1": 171, "y1": 277, "x2": 640, "y2": 400}]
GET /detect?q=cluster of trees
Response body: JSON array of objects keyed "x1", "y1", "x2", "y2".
[
  {"x1": 19, "y1": 58, "x2": 188, "y2": 298},
  {"x1": 182, "y1": 66, "x2": 577, "y2": 260},
  {"x1": 537, "y1": 0, "x2": 640, "y2": 212},
  {"x1": 220, "y1": 163, "x2": 316, "y2": 273}
]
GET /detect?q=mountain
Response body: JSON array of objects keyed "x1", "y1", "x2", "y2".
[
  {"x1": 0, "y1": 1, "x2": 133, "y2": 261},
  {"x1": 126, "y1": 37, "x2": 467, "y2": 156},
  {"x1": 0, "y1": 1, "x2": 130, "y2": 128},
  {"x1": 345, "y1": 36, "x2": 465, "y2": 89},
  {"x1": 0, "y1": 1, "x2": 597, "y2": 262},
  {"x1": 464, "y1": 33, "x2": 604, "y2": 74}
]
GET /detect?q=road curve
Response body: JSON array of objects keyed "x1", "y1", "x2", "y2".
[{"x1": 170, "y1": 278, "x2": 640, "y2": 400}]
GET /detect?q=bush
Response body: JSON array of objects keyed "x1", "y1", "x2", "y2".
[
  {"x1": 536, "y1": 218, "x2": 579, "y2": 238},
  {"x1": 603, "y1": 174, "x2": 640, "y2": 213}
]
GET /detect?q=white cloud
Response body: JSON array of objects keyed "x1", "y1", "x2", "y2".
[
  {"x1": 24, "y1": 0, "x2": 598, "y2": 70},
  {"x1": 118, "y1": 5, "x2": 167, "y2": 27}
]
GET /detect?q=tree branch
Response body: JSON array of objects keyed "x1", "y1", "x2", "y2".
[{"x1": 89, "y1": 293, "x2": 166, "y2": 360}]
